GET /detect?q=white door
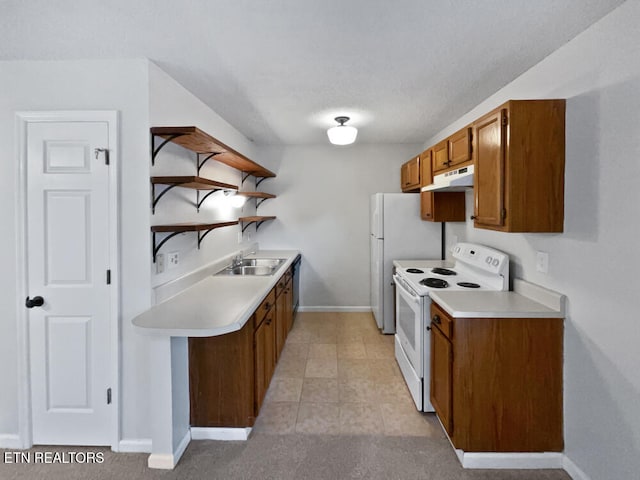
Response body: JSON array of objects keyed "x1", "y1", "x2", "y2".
[{"x1": 26, "y1": 119, "x2": 114, "y2": 445}]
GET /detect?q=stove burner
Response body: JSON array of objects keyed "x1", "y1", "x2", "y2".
[
  {"x1": 406, "y1": 268, "x2": 424, "y2": 274},
  {"x1": 420, "y1": 278, "x2": 449, "y2": 289},
  {"x1": 431, "y1": 268, "x2": 457, "y2": 276},
  {"x1": 457, "y1": 282, "x2": 481, "y2": 289}
]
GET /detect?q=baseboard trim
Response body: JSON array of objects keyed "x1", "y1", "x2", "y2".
[
  {"x1": 458, "y1": 451, "x2": 564, "y2": 469},
  {"x1": 118, "y1": 438, "x2": 152, "y2": 453},
  {"x1": 0, "y1": 434, "x2": 22, "y2": 449},
  {"x1": 297, "y1": 306, "x2": 371, "y2": 313},
  {"x1": 190, "y1": 427, "x2": 252, "y2": 441},
  {"x1": 147, "y1": 429, "x2": 191, "y2": 470},
  {"x1": 563, "y1": 455, "x2": 592, "y2": 480}
]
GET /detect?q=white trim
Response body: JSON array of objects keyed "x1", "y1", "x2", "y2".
[
  {"x1": 118, "y1": 438, "x2": 152, "y2": 453},
  {"x1": 0, "y1": 434, "x2": 23, "y2": 449},
  {"x1": 297, "y1": 306, "x2": 372, "y2": 313},
  {"x1": 147, "y1": 430, "x2": 191, "y2": 470},
  {"x1": 458, "y1": 451, "x2": 564, "y2": 469},
  {"x1": 190, "y1": 427, "x2": 252, "y2": 441},
  {"x1": 563, "y1": 455, "x2": 592, "y2": 480},
  {"x1": 15, "y1": 111, "x2": 120, "y2": 451}
]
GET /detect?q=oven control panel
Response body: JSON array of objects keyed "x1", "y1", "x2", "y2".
[{"x1": 452, "y1": 243, "x2": 508, "y2": 275}]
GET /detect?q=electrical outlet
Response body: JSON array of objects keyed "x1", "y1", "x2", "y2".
[
  {"x1": 156, "y1": 253, "x2": 165, "y2": 274},
  {"x1": 536, "y1": 251, "x2": 549, "y2": 274},
  {"x1": 168, "y1": 251, "x2": 179, "y2": 269}
]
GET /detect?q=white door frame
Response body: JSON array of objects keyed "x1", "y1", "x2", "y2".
[{"x1": 15, "y1": 111, "x2": 120, "y2": 450}]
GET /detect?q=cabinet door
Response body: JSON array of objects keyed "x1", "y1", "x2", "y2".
[
  {"x1": 433, "y1": 141, "x2": 449, "y2": 173},
  {"x1": 421, "y1": 191, "x2": 434, "y2": 221},
  {"x1": 420, "y1": 149, "x2": 433, "y2": 187},
  {"x1": 401, "y1": 157, "x2": 421, "y2": 192},
  {"x1": 275, "y1": 290, "x2": 286, "y2": 359},
  {"x1": 431, "y1": 323, "x2": 453, "y2": 435},
  {"x1": 254, "y1": 312, "x2": 276, "y2": 412},
  {"x1": 285, "y1": 278, "x2": 294, "y2": 333},
  {"x1": 473, "y1": 109, "x2": 505, "y2": 227},
  {"x1": 448, "y1": 127, "x2": 472, "y2": 166}
]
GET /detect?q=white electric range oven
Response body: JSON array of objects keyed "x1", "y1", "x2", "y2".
[{"x1": 393, "y1": 243, "x2": 509, "y2": 411}]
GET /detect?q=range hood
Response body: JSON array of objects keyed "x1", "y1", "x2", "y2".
[{"x1": 422, "y1": 164, "x2": 474, "y2": 192}]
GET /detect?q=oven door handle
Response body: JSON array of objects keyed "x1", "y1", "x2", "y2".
[{"x1": 393, "y1": 274, "x2": 420, "y2": 302}]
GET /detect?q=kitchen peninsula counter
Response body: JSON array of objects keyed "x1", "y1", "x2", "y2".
[{"x1": 132, "y1": 250, "x2": 300, "y2": 337}]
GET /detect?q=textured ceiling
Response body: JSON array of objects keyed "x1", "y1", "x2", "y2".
[{"x1": 0, "y1": 0, "x2": 626, "y2": 145}]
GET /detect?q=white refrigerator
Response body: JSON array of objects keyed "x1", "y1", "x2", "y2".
[{"x1": 370, "y1": 193, "x2": 442, "y2": 333}]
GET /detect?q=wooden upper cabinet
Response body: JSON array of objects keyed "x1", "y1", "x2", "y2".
[
  {"x1": 401, "y1": 155, "x2": 421, "y2": 192},
  {"x1": 448, "y1": 127, "x2": 472, "y2": 167},
  {"x1": 432, "y1": 141, "x2": 449, "y2": 173},
  {"x1": 420, "y1": 149, "x2": 433, "y2": 187},
  {"x1": 472, "y1": 100, "x2": 566, "y2": 232},
  {"x1": 473, "y1": 109, "x2": 505, "y2": 228}
]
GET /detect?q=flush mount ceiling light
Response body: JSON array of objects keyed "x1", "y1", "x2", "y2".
[{"x1": 327, "y1": 116, "x2": 358, "y2": 145}]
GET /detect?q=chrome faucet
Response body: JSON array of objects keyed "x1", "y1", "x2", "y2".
[{"x1": 232, "y1": 253, "x2": 243, "y2": 267}]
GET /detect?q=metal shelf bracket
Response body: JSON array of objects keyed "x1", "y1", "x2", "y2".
[
  {"x1": 197, "y1": 152, "x2": 224, "y2": 176},
  {"x1": 152, "y1": 231, "x2": 184, "y2": 263},
  {"x1": 151, "y1": 133, "x2": 186, "y2": 166}
]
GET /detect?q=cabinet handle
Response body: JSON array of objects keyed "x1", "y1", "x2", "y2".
[
  {"x1": 266, "y1": 317, "x2": 272, "y2": 325},
  {"x1": 264, "y1": 302, "x2": 271, "y2": 310},
  {"x1": 432, "y1": 314, "x2": 441, "y2": 325},
  {"x1": 470, "y1": 215, "x2": 477, "y2": 220}
]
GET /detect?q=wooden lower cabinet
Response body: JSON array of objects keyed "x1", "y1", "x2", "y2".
[
  {"x1": 189, "y1": 268, "x2": 296, "y2": 428},
  {"x1": 430, "y1": 302, "x2": 563, "y2": 452},
  {"x1": 254, "y1": 308, "x2": 276, "y2": 413},
  {"x1": 189, "y1": 322, "x2": 256, "y2": 427}
]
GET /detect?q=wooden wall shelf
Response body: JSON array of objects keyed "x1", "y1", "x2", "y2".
[
  {"x1": 150, "y1": 126, "x2": 276, "y2": 179},
  {"x1": 151, "y1": 221, "x2": 239, "y2": 262},
  {"x1": 239, "y1": 216, "x2": 276, "y2": 233},
  {"x1": 237, "y1": 191, "x2": 276, "y2": 209},
  {"x1": 151, "y1": 176, "x2": 238, "y2": 213}
]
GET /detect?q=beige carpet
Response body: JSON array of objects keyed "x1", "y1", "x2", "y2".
[{"x1": 1, "y1": 437, "x2": 571, "y2": 480}]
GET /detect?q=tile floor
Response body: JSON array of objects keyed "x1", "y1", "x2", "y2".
[{"x1": 253, "y1": 312, "x2": 441, "y2": 437}]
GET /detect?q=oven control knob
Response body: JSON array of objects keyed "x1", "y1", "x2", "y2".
[
  {"x1": 492, "y1": 258, "x2": 499, "y2": 267},
  {"x1": 485, "y1": 256, "x2": 493, "y2": 264}
]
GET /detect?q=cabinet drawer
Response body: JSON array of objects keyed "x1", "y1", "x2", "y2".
[
  {"x1": 430, "y1": 302, "x2": 453, "y2": 340},
  {"x1": 254, "y1": 288, "x2": 276, "y2": 327},
  {"x1": 276, "y1": 274, "x2": 287, "y2": 297}
]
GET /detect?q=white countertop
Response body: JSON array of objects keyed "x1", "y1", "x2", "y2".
[
  {"x1": 393, "y1": 259, "x2": 452, "y2": 269},
  {"x1": 429, "y1": 279, "x2": 566, "y2": 318},
  {"x1": 132, "y1": 250, "x2": 300, "y2": 337}
]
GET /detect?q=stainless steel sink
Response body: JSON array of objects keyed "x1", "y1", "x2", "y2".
[
  {"x1": 215, "y1": 258, "x2": 286, "y2": 276},
  {"x1": 238, "y1": 258, "x2": 285, "y2": 268}
]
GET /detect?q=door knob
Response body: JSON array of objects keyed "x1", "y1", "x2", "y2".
[{"x1": 25, "y1": 296, "x2": 45, "y2": 308}]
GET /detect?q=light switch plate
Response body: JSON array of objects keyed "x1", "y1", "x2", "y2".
[
  {"x1": 536, "y1": 251, "x2": 549, "y2": 274},
  {"x1": 156, "y1": 253, "x2": 165, "y2": 274}
]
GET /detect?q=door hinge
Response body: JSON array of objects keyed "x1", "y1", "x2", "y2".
[
  {"x1": 107, "y1": 388, "x2": 112, "y2": 405},
  {"x1": 95, "y1": 148, "x2": 110, "y2": 165},
  {"x1": 501, "y1": 113, "x2": 508, "y2": 126},
  {"x1": 106, "y1": 269, "x2": 111, "y2": 285},
  {"x1": 501, "y1": 208, "x2": 507, "y2": 219}
]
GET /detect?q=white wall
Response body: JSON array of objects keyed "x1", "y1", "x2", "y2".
[
  {"x1": 148, "y1": 62, "x2": 259, "y2": 288},
  {"x1": 0, "y1": 59, "x2": 152, "y2": 442},
  {"x1": 424, "y1": 1, "x2": 640, "y2": 478},
  {"x1": 256, "y1": 143, "x2": 422, "y2": 308}
]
